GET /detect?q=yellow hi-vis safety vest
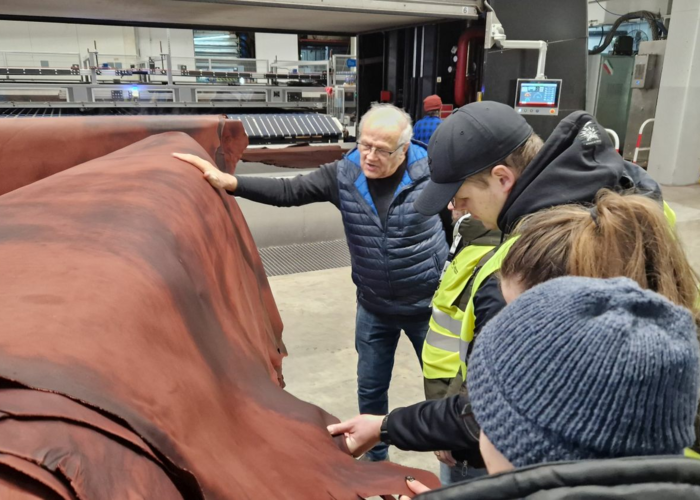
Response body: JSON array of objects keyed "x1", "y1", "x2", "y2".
[
  {"x1": 422, "y1": 244, "x2": 496, "y2": 379},
  {"x1": 457, "y1": 200, "x2": 678, "y2": 379},
  {"x1": 664, "y1": 200, "x2": 676, "y2": 228},
  {"x1": 459, "y1": 236, "x2": 519, "y2": 379}
]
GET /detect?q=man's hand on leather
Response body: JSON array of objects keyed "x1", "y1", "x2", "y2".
[{"x1": 173, "y1": 153, "x2": 238, "y2": 191}]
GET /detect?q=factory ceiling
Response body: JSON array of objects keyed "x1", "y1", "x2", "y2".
[{"x1": 0, "y1": 0, "x2": 481, "y2": 34}]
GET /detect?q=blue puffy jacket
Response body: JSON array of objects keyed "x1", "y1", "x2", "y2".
[
  {"x1": 234, "y1": 141, "x2": 449, "y2": 316},
  {"x1": 337, "y1": 143, "x2": 449, "y2": 315}
]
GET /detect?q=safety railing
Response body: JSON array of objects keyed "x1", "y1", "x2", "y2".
[
  {"x1": 633, "y1": 118, "x2": 655, "y2": 164},
  {"x1": 604, "y1": 128, "x2": 620, "y2": 153}
]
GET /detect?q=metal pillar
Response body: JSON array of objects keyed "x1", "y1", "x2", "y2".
[
  {"x1": 166, "y1": 29, "x2": 174, "y2": 88},
  {"x1": 648, "y1": 0, "x2": 700, "y2": 185},
  {"x1": 88, "y1": 51, "x2": 98, "y2": 84}
]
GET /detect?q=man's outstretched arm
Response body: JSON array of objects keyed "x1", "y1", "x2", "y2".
[{"x1": 174, "y1": 153, "x2": 340, "y2": 208}]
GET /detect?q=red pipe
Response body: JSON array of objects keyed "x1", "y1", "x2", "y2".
[{"x1": 455, "y1": 28, "x2": 485, "y2": 107}]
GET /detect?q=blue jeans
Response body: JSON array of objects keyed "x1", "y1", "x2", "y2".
[
  {"x1": 355, "y1": 303, "x2": 430, "y2": 461},
  {"x1": 440, "y1": 462, "x2": 488, "y2": 485}
]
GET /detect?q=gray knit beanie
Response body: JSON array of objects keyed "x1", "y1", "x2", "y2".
[{"x1": 468, "y1": 276, "x2": 700, "y2": 469}]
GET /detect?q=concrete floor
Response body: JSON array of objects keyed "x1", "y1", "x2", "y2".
[
  {"x1": 272, "y1": 183, "x2": 700, "y2": 479},
  {"x1": 664, "y1": 185, "x2": 700, "y2": 273},
  {"x1": 272, "y1": 267, "x2": 440, "y2": 477}
]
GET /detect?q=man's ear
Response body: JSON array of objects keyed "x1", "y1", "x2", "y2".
[{"x1": 491, "y1": 165, "x2": 516, "y2": 193}]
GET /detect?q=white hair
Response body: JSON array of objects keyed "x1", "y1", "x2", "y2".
[{"x1": 358, "y1": 103, "x2": 413, "y2": 146}]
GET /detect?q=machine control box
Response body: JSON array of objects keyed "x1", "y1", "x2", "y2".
[
  {"x1": 514, "y1": 79, "x2": 563, "y2": 116},
  {"x1": 631, "y1": 54, "x2": 657, "y2": 89}
]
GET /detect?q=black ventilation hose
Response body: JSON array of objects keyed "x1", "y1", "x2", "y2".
[{"x1": 589, "y1": 10, "x2": 661, "y2": 55}]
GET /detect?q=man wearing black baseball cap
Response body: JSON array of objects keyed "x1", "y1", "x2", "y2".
[
  {"x1": 415, "y1": 101, "x2": 535, "y2": 220},
  {"x1": 329, "y1": 101, "x2": 676, "y2": 482}
]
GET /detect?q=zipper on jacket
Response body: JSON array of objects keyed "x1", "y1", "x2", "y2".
[
  {"x1": 383, "y1": 229, "x2": 394, "y2": 301},
  {"x1": 384, "y1": 177, "x2": 418, "y2": 302}
]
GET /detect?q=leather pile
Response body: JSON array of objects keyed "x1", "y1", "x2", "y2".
[{"x1": 0, "y1": 117, "x2": 437, "y2": 499}]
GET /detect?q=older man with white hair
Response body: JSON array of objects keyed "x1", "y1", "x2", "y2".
[{"x1": 175, "y1": 104, "x2": 449, "y2": 461}]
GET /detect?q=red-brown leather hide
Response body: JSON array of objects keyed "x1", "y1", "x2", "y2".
[
  {"x1": 0, "y1": 115, "x2": 246, "y2": 196},
  {"x1": 0, "y1": 131, "x2": 439, "y2": 498}
]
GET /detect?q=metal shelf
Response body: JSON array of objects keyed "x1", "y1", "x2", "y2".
[{"x1": 0, "y1": 83, "x2": 329, "y2": 109}]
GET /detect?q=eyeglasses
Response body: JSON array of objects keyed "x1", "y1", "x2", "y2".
[{"x1": 357, "y1": 142, "x2": 405, "y2": 159}]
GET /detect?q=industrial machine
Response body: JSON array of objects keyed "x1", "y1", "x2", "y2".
[
  {"x1": 0, "y1": 50, "x2": 352, "y2": 142},
  {"x1": 584, "y1": 7, "x2": 668, "y2": 160},
  {"x1": 357, "y1": 0, "x2": 585, "y2": 139},
  {"x1": 0, "y1": 0, "x2": 481, "y2": 116},
  {"x1": 623, "y1": 40, "x2": 666, "y2": 167},
  {"x1": 587, "y1": 53, "x2": 636, "y2": 147},
  {"x1": 0, "y1": 0, "x2": 589, "y2": 143},
  {"x1": 229, "y1": 112, "x2": 343, "y2": 144},
  {"x1": 1, "y1": 53, "x2": 326, "y2": 108},
  {"x1": 0, "y1": 0, "x2": 479, "y2": 145}
]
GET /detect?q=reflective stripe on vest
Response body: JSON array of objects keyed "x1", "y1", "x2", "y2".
[
  {"x1": 422, "y1": 244, "x2": 496, "y2": 380},
  {"x1": 425, "y1": 328, "x2": 460, "y2": 352},
  {"x1": 431, "y1": 307, "x2": 462, "y2": 336}
]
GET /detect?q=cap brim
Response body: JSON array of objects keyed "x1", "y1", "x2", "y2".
[{"x1": 414, "y1": 178, "x2": 464, "y2": 216}]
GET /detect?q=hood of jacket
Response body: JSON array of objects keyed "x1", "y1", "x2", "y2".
[{"x1": 498, "y1": 111, "x2": 662, "y2": 234}]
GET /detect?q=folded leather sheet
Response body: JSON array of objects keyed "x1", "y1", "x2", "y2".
[
  {"x1": 0, "y1": 392, "x2": 185, "y2": 500},
  {"x1": 241, "y1": 144, "x2": 347, "y2": 168},
  {"x1": 0, "y1": 131, "x2": 439, "y2": 499},
  {"x1": 0, "y1": 115, "x2": 246, "y2": 196}
]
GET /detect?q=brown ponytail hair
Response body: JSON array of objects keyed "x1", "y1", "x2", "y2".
[{"x1": 499, "y1": 189, "x2": 700, "y2": 322}]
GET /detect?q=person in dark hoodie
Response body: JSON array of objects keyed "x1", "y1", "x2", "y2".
[{"x1": 327, "y1": 101, "x2": 676, "y2": 472}]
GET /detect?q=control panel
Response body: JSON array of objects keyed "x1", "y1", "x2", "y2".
[
  {"x1": 631, "y1": 54, "x2": 657, "y2": 89},
  {"x1": 514, "y1": 79, "x2": 563, "y2": 116}
]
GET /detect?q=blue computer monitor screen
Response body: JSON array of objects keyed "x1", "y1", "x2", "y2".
[{"x1": 517, "y1": 82, "x2": 559, "y2": 107}]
